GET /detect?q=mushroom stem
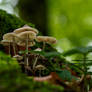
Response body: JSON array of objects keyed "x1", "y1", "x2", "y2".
[
  {"x1": 26, "y1": 34, "x2": 29, "y2": 66},
  {"x1": 33, "y1": 55, "x2": 39, "y2": 69},
  {"x1": 43, "y1": 42, "x2": 46, "y2": 51},
  {"x1": 13, "y1": 37, "x2": 16, "y2": 55}
]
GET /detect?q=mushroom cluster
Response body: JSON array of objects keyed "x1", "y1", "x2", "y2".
[{"x1": 0, "y1": 25, "x2": 57, "y2": 76}]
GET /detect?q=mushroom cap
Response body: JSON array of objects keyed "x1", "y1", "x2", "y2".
[
  {"x1": 3, "y1": 33, "x2": 18, "y2": 42},
  {"x1": 36, "y1": 36, "x2": 57, "y2": 44},
  {"x1": 17, "y1": 41, "x2": 35, "y2": 47},
  {"x1": 34, "y1": 48, "x2": 42, "y2": 52},
  {"x1": 45, "y1": 37, "x2": 57, "y2": 44},
  {"x1": 14, "y1": 25, "x2": 39, "y2": 34},
  {"x1": 0, "y1": 40, "x2": 11, "y2": 46},
  {"x1": 35, "y1": 65, "x2": 46, "y2": 70},
  {"x1": 13, "y1": 55, "x2": 23, "y2": 60},
  {"x1": 36, "y1": 36, "x2": 47, "y2": 42},
  {"x1": 17, "y1": 31, "x2": 36, "y2": 40}
]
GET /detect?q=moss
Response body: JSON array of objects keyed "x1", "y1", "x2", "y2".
[
  {"x1": 0, "y1": 9, "x2": 34, "y2": 40},
  {"x1": 0, "y1": 52, "x2": 64, "y2": 92}
]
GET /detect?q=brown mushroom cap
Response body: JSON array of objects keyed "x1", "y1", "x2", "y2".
[
  {"x1": 45, "y1": 37, "x2": 57, "y2": 44},
  {"x1": 13, "y1": 55, "x2": 23, "y2": 60},
  {"x1": 0, "y1": 40, "x2": 11, "y2": 46},
  {"x1": 3, "y1": 33, "x2": 18, "y2": 42},
  {"x1": 36, "y1": 36, "x2": 57, "y2": 44},
  {"x1": 17, "y1": 31, "x2": 36, "y2": 40},
  {"x1": 35, "y1": 65, "x2": 46, "y2": 70},
  {"x1": 14, "y1": 25, "x2": 39, "y2": 34},
  {"x1": 17, "y1": 31, "x2": 36, "y2": 47},
  {"x1": 36, "y1": 36, "x2": 47, "y2": 42}
]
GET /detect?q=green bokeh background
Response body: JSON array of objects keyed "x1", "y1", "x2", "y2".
[{"x1": 48, "y1": 0, "x2": 92, "y2": 51}]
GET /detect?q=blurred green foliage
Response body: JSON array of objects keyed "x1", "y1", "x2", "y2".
[
  {"x1": 63, "y1": 46, "x2": 92, "y2": 56},
  {"x1": 0, "y1": 51, "x2": 64, "y2": 92},
  {"x1": 48, "y1": 0, "x2": 92, "y2": 50}
]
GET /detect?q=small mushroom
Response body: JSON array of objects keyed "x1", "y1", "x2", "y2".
[
  {"x1": 36, "y1": 36, "x2": 57, "y2": 50},
  {"x1": 36, "y1": 36, "x2": 57, "y2": 44},
  {"x1": 34, "y1": 48, "x2": 42, "y2": 52},
  {"x1": 33, "y1": 48, "x2": 42, "y2": 70},
  {"x1": 45, "y1": 37, "x2": 57, "y2": 44},
  {"x1": 17, "y1": 31, "x2": 36, "y2": 67},
  {"x1": 36, "y1": 36, "x2": 47, "y2": 42},
  {"x1": 3, "y1": 33, "x2": 18, "y2": 55},
  {"x1": 35, "y1": 65, "x2": 46, "y2": 77},
  {"x1": 14, "y1": 25, "x2": 39, "y2": 35},
  {"x1": 13, "y1": 55, "x2": 23, "y2": 61}
]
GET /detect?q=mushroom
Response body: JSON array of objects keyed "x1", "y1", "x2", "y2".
[
  {"x1": 0, "y1": 40, "x2": 11, "y2": 55},
  {"x1": 13, "y1": 55, "x2": 23, "y2": 61},
  {"x1": 34, "y1": 48, "x2": 42, "y2": 52},
  {"x1": 45, "y1": 37, "x2": 57, "y2": 44},
  {"x1": 36, "y1": 36, "x2": 57, "y2": 51},
  {"x1": 35, "y1": 65, "x2": 46, "y2": 77},
  {"x1": 14, "y1": 25, "x2": 39, "y2": 35},
  {"x1": 17, "y1": 31, "x2": 36, "y2": 67},
  {"x1": 33, "y1": 48, "x2": 42, "y2": 70},
  {"x1": 3, "y1": 33, "x2": 18, "y2": 55}
]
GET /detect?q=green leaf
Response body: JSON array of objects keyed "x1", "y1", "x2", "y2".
[
  {"x1": 29, "y1": 50, "x2": 61, "y2": 58},
  {"x1": 56, "y1": 69, "x2": 77, "y2": 81},
  {"x1": 63, "y1": 46, "x2": 92, "y2": 56},
  {"x1": 43, "y1": 51, "x2": 61, "y2": 58}
]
